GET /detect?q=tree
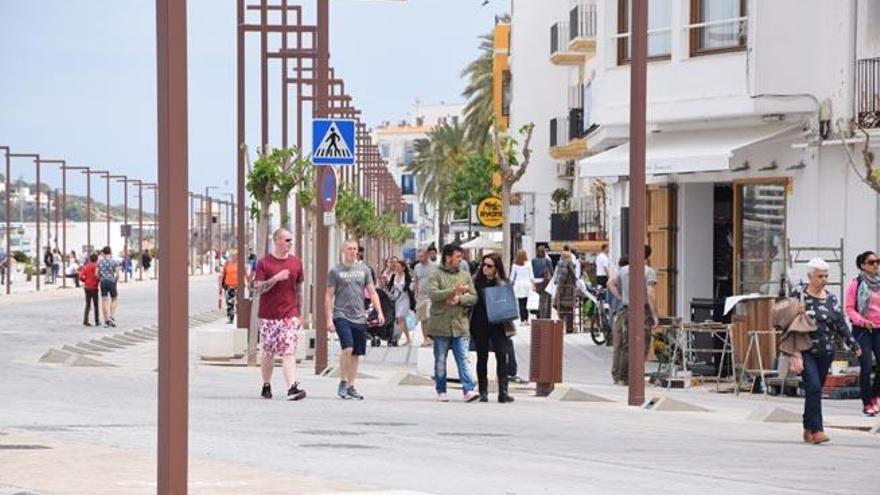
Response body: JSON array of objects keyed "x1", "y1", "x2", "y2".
[
  {"x1": 461, "y1": 32, "x2": 495, "y2": 151},
  {"x1": 404, "y1": 121, "x2": 471, "y2": 246},
  {"x1": 551, "y1": 187, "x2": 571, "y2": 214},
  {"x1": 493, "y1": 123, "x2": 535, "y2": 266},
  {"x1": 448, "y1": 150, "x2": 500, "y2": 220}
]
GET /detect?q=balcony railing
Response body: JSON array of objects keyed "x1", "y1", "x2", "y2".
[
  {"x1": 550, "y1": 22, "x2": 567, "y2": 56},
  {"x1": 550, "y1": 110, "x2": 587, "y2": 148},
  {"x1": 568, "y1": 0, "x2": 597, "y2": 48},
  {"x1": 857, "y1": 57, "x2": 880, "y2": 129}
]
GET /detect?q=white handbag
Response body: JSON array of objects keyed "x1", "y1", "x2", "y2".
[
  {"x1": 526, "y1": 290, "x2": 540, "y2": 311},
  {"x1": 545, "y1": 279, "x2": 557, "y2": 299}
]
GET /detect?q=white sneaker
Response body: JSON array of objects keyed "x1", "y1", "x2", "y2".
[
  {"x1": 463, "y1": 391, "x2": 481, "y2": 403},
  {"x1": 437, "y1": 393, "x2": 449, "y2": 402}
]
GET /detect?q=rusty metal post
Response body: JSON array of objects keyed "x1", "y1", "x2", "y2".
[
  {"x1": 85, "y1": 170, "x2": 91, "y2": 253},
  {"x1": 627, "y1": 0, "x2": 648, "y2": 408},
  {"x1": 314, "y1": 0, "x2": 330, "y2": 375},
  {"x1": 9, "y1": 154, "x2": 40, "y2": 291},
  {"x1": 41, "y1": 160, "x2": 66, "y2": 287},
  {"x1": 105, "y1": 173, "x2": 111, "y2": 249},
  {"x1": 236, "y1": 0, "x2": 250, "y2": 336},
  {"x1": 110, "y1": 175, "x2": 129, "y2": 282},
  {"x1": 1, "y1": 146, "x2": 10, "y2": 295},
  {"x1": 156, "y1": 0, "x2": 189, "y2": 492}
]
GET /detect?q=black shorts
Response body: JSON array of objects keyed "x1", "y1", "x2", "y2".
[
  {"x1": 100, "y1": 279, "x2": 118, "y2": 298},
  {"x1": 334, "y1": 318, "x2": 367, "y2": 356}
]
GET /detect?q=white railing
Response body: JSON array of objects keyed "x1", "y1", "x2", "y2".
[{"x1": 569, "y1": 0, "x2": 597, "y2": 42}]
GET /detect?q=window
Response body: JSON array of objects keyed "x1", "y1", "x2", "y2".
[
  {"x1": 380, "y1": 144, "x2": 391, "y2": 160},
  {"x1": 402, "y1": 143, "x2": 415, "y2": 165},
  {"x1": 501, "y1": 70, "x2": 512, "y2": 117},
  {"x1": 690, "y1": 0, "x2": 747, "y2": 55},
  {"x1": 400, "y1": 174, "x2": 415, "y2": 196},
  {"x1": 406, "y1": 203, "x2": 415, "y2": 224},
  {"x1": 617, "y1": 0, "x2": 672, "y2": 64},
  {"x1": 734, "y1": 180, "x2": 787, "y2": 296}
]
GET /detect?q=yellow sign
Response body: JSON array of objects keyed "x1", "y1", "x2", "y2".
[{"x1": 476, "y1": 196, "x2": 503, "y2": 228}]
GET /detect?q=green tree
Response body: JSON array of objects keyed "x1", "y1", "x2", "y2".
[
  {"x1": 448, "y1": 151, "x2": 499, "y2": 219},
  {"x1": 493, "y1": 123, "x2": 535, "y2": 265},
  {"x1": 461, "y1": 32, "x2": 495, "y2": 151},
  {"x1": 404, "y1": 121, "x2": 471, "y2": 245}
]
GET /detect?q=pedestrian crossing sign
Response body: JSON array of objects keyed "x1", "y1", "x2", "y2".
[{"x1": 311, "y1": 118, "x2": 356, "y2": 166}]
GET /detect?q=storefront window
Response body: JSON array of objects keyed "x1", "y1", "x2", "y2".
[{"x1": 735, "y1": 181, "x2": 786, "y2": 295}]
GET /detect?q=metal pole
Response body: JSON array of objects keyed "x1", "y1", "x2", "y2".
[
  {"x1": 62, "y1": 166, "x2": 67, "y2": 288},
  {"x1": 86, "y1": 170, "x2": 91, "y2": 253},
  {"x1": 10, "y1": 154, "x2": 42, "y2": 291},
  {"x1": 105, "y1": 174, "x2": 111, "y2": 249},
  {"x1": 236, "y1": 0, "x2": 250, "y2": 338},
  {"x1": 156, "y1": 0, "x2": 189, "y2": 491},
  {"x1": 260, "y1": 0, "x2": 269, "y2": 151},
  {"x1": 189, "y1": 192, "x2": 194, "y2": 275},
  {"x1": 1, "y1": 147, "x2": 10, "y2": 295},
  {"x1": 153, "y1": 185, "x2": 159, "y2": 280},
  {"x1": 138, "y1": 181, "x2": 144, "y2": 281},
  {"x1": 314, "y1": 0, "x2": 330, "y2": 375},
  {"x1": 627, "y1": 0, "x2": 648, "y2": 408},
  {"x1": 123, "y1": 179, "x2": 128, "y2": 282}
]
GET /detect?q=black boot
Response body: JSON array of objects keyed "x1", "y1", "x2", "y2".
[{"x1": 497, "y1": 376, "x2": 514, "y2": 403}]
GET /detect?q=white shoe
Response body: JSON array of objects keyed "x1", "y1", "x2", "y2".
[{"x1": 437, "y1": 393, "x2": 449, "y2": 402}]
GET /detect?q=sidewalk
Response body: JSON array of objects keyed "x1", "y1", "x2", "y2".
[{"x1": 0, "y1": 273, "x2": 216, "y2": 306}]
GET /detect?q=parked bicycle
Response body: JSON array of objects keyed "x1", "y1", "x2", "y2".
[{"x1": 578, "y1": 282, "x2": 612, "y2": 346}]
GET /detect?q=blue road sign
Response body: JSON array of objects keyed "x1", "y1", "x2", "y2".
[{"x1": 312, "y1": 119, "x2": 356, "y2": 166}]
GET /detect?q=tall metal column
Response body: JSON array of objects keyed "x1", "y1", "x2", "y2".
[
  {"x1": 627, "y1": 0, "x2": 648, "y2": 408},
  {"x1": 156, "y1": 0, "x2": 189, "y2": 491},
  {"x1": 9, "y1": 154, "x2": 40, "y2": 291},
  {"x1": 314, "y1": 0, "x2": 330, "y2": 375},
  {"x1": 1, "y1": 146, "x2": 10, "y2": 295}
]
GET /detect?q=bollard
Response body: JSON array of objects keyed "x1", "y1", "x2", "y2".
[{"x1": 529, "y1": 319, "x2": 564, "y2": 396}]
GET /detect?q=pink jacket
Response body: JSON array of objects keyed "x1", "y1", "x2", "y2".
[{"x1": 844, "y1": 278, "x2": 880, "y2": 328}]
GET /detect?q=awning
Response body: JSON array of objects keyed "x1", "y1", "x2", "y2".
[
  {"x1": 579, "y1": 123, "x2": 802, "y2": 178},
  {"x1": 460, "y1": 233, "x2": 503, "y2": 251}
]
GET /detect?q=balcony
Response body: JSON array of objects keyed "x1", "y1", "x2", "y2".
[
  {"x1": 550, "y1": 22, "x2": 587, "y2": 66},
  {"x1": 549, "y1": 109, "x2": 590, "y2": 161},
  {"x1": 857, "y1": 57, "x2": 880, "y2": 129},
  {"x1": 568, "y1": 0, "x2": 597, "y2": 53}
]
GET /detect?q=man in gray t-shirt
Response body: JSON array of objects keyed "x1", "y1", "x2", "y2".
[
  {"x1": 326, "y1": 240, "x2": 385, "y2": 400},
  {"x1": 607, "y1": 245, "x2": 659, "y2": 385},
  {"x1": 412, "y1": 250, "x2": 437, "y2": 346}
]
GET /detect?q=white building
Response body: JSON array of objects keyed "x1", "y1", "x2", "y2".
[
  {"x1": 373, "y1": 101, "x2": 464, "y2": 250},
  {"x1": 540, "y1": 0, "x2": 880, "y2": 317}
]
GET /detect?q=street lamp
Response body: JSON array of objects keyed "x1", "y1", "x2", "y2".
[
  {"x1": 204, "y1": 185, "x2": 218, "y2": 271},
  {"x1": 85, "y1": 170, "x2": 109, "y2": 251}
]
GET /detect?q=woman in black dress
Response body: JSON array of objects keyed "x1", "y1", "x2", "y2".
[{"x1": 470, "y1": 253, "x2": 514, "y2": 403}]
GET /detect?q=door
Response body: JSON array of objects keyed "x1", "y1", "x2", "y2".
[{"x1": 647, "y1": 184, "x2": 677, "y2": 316}]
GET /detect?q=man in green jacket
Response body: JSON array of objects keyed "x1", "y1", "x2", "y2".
[{"x1": 426, "y1": 243, "x2": 481, "y2": 403}]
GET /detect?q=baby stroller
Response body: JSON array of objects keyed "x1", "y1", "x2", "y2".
[{"x1": 366, "y1": 288, "x2": 398, "y2": 347}]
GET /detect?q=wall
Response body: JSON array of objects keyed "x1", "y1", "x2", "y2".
[
  {"x1": 857, "y1": 0, "x2": 880, "y2": 59},
  {"x1": 510, "y1": 0, "x2": 569, "y2": 242},
  {"x1": 675, "y1": 183, "x2": 714, "y2": 317}
]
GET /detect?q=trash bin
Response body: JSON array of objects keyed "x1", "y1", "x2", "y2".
[
  {"x1": 529, "y1": 319, "x2": 564, "y2": 396},
  {"x1": 237, "y1": 297, "x2": 252, "y2": 329}
]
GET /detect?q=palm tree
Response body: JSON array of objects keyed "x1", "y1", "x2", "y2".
[
  {"x1": 405, "y1": 121, "x2": 470, "y2": 246},
  {"x1": 461, "y1": 32, "x2": 494, "y2": 151}
]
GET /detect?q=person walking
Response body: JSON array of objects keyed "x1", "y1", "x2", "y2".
[
  {"x1": 554, "y1": 250, "x2": 579, "y2": 334},
  {"x1": 531, "y1": 246, "x2": 554, "y2": 319},
  {"x1": 470, "y1": 253, "x2": 515, "y2": 403},
  {"x1": 607, "y1": 245, "x2": 659, "y2": 385},
  {"x1": 844, "y1": 251, "x2": 880, "y2": 416},
  {"x1": 326, "y1": 240, "x2": 386, "y2": 400},
  {"x1": 387, "y1": 258, "x2": 414, "y2": 346},
  {"x1": 79, "y1": 253, "x2": 100, "y2": 326},
  {"x1": 511, "y1": 249, "x2": 533, "y2": 326},
  {"x1": 51, "y1": 249, "x2": 61, "y2": 285},
  {"x1": 43, "y1": 247, "x2": 55, "y2": 284},
  {"x1": 0, "y1": 246, "x2": 8, "y2": 286},
  {"x1": 97, "y1": 246, "x2": 120, "y2": 327},
  {"x1": 798, "y1": 258, "x2": 861, "y2": 443},
  {"x1": 426, "y1": 243, "x2": 481, "y2": 403},
  {"x1": 595, "y1": 244, "x2": 611, "y2": 287},
  {"x1": 254, "y1": 228, "x2": 307, "y2": 401},
  {"x1": 414, "y1": 246, "x2": 438, "y2": 347},
  {"x1": 219, "y1": 250, "x2": 240, "y2": 324}
]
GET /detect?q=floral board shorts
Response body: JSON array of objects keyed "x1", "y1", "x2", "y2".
[{"x1": 259, "y1": 317, "x2": 301, "y2": 356}]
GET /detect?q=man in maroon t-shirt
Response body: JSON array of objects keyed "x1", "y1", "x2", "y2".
[{"x1": 254, "y1": 228, "x2": 307, "y2": 400}]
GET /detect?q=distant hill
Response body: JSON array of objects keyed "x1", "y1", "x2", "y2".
[{"x1": 0, "y1": 178, "x2": 157, "y2": 223}]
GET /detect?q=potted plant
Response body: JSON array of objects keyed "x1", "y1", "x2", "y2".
[{"x1": 23, "y1": 264, "x2": 34, "y2": 282}]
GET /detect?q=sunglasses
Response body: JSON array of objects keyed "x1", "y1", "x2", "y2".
[
  {"x1": 866, "y1": 259, "x2": 879, "y2": 266},
  {"x1": 284, "y1": 238, "x2": 293, "y2": 243},
  {"x1": 482, "y1": 263, "x2": 495, "y2": 268}
]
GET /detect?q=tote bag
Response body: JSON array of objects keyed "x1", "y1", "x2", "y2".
[{"x1": 484, "y1": 285, "x2": 519, "y2": 324}]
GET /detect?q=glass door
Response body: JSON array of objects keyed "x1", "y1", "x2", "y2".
[{"x1": 733, "y1": 180, "x2": 787, "y2": 295}]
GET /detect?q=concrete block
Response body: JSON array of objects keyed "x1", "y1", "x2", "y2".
[
  {"x1": 391, "y1": 372, "x2": 435, "y2": 387},
  {"x1": 75, "y1": 342, "x2": 111, "y2": 353},
  {"x1": 233, "y1": 328, "x2": 247, "y2": 355},
  {"x1": 747, "y1": 407, "x2": 802, "y2": 424},
  {"x1": 109, "y1": 335, "x2": 142, "y2": 345},
  {"x1": 644, "y1": 396, "x2": 711, "y2": 413},
  {"x1": 99, "y1": 336, "x2": 135, "y2": 347},
  {"x1": 62, "y1": 345, "x2": 101, "y2": 356},
  {"x1": 195, "y1": 327, "x2": 236, "y2": 360},
  {"x1": 39, "y1": 349, "x2": 73, "y2": 364},
  {"x1": 122, "y1": 332, "x2": 153, "y2": 342},
  {"x1": 296, "y1": 328, "x2": 316, "y2": 361},
  {"x1": 89, "y1": 339, "x2": 124, "y2": 350},
  {"x1": 416, "y1": 347, "x2": 489, "y2": 382},
  {"x1": 64, "y1": 355, "x2": 117, "y2": 367},
  {"x1": 548, "y1": 386, "x2": 614, "y2": 403}
]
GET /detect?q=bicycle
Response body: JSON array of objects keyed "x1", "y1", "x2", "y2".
[{"x1": 579, "y1": 283, "x2": 612, "y2": 346}]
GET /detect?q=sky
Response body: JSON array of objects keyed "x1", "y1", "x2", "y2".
[{"x1": 0, "y1": 0, "x2": 510, "y2": 207}]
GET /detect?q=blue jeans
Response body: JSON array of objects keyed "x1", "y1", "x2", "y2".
[
  {"x1": 432, "y1": 336, "x2": 475, "y2": 395},
  {"x1": 802, "y1": 350, "x2": 833, "y2": 432},
  {"x1": 854, "y1": 327, "x2": 880, "y2": 405}
]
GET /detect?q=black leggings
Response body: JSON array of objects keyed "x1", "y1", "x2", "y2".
[
  {"x1": 472, "y1": 326, "x2": 511, "y2": 396},
  {"x1": 83, "y1": 288, "x2": 99, "y2": 325},
  {"x1": 517, "y1": 297, "x2": 529, "y2": 322}
]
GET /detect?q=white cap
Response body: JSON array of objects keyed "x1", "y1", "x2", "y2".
[{"x1": 807, "y1": 257, "x2": 830, "y2": 271}]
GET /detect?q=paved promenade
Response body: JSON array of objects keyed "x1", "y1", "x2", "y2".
[{"x1": 1, "y1": 279, "x2": 878, "y2": 494}]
